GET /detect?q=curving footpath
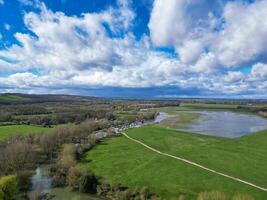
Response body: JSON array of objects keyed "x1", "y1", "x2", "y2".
[{"x1": 122, "y1": 132, "x2": 267, "y2": 193}]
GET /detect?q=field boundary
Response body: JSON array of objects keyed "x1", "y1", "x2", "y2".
[{"x1": 122, "y1": 132, "x2": 267, "y2": 192}]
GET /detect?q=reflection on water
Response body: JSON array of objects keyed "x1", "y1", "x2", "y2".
[
  {"x1": 181, "y1": 111, "x2": 267, "y2": 138},
  {"x1": 28, "y1": 166, "x2": 53, "y2": 199},
  {"x1": 30, "y1": 167, "x2": 52, "y2": 191},
  {"x1": 28, "y1": 166, "x2": 104, "y2": 200}
]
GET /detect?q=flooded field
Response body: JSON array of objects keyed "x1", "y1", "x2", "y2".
[{"x1": 157, "y1": 111, "x2": 267, "y2": 138}]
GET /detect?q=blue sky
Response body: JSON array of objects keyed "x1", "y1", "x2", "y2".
[{"x1": 0, "y1": 0, "x2": 267, "y2": 98}]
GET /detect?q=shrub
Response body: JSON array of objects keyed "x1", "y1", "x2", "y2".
[
  {"x1": 113, "y1": 186, "x2": 159, "y2": 200},
  {"x1": 96, "y1": 180, "x2": 112, "y2": 196},
  {"x1": 39, "y1": 127, "x2": 71, "y2": 160},
  {"x1": 57, "y1": 144, "x2": 76, "y2": 172},
  {"x1": 197, "y1": 191, "x2": 228, "y2": 200},
  {"x1": 0, "y1": 141, "x2": 38, "y2": 176},
  {"x1": 52, "y1": 144, "x2": 76, "y2": 187},
  {"x1": 232, "y1": 194, "x2": 254, "y2": 200},
  {"x1": 117, "y1": 190, "x2": 132, "y2": 200},
  {"x1": 0, "y1": 175, "x2": 18, "y2": 200},
  {"x1": 140, "y1": 186, "x2": 150, "y2": 200},
  {"x1": 177, "y1": 195, "x2": 185, "y2": 200},
  {"x1": 16, "y1": 170, "x2": 33, "y2": 192},
  {"x1": 67, "y1": 165, "x2": 98, "y2": 193}
]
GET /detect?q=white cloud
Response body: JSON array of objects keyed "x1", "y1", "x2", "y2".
[
  {"x1": 149, "y1": 0, "x2": 190, "y2": 47},
  {"x1": 149, "y1": 0, "x2": 267, "y2": 71},
  {"x1": 251, "y1": 63, "x2": 267, "y2": 79},
  {"x1": 189, "y1": 52, "x2": 218, "y2": 73},
  {"x1": 224, "y1": 71, "x2": 245, "y2": 83},
  {"x1": 214, "y1": 0, "x2": 267, "y2": 67},
  {"x1": 1, "y1": 0, "x2": 267, "y2": 98},
  {"x1": 178, "y1": 40, "x2": 203, "y2": 64},
  {"x1": 0, "y1": 3, "x2": 187, "y2": 89},
  {"x1": 148, "y1": 0, "x2": 220, "y2": 72},
  {"x1": 0, "y1": 3, "x2": 135, "y2": 72}
]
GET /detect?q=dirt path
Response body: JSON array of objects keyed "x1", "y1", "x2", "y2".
[{"x1": 122, "y1": 132, "x2": 267, "y2": 192}]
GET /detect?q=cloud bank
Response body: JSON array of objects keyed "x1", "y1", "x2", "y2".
[{"x1": 0, "y1": 0, "x2": 267, "y2": 98}]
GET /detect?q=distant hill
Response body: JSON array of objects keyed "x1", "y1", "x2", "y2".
[
  {"x1": 1, "y1": 93, "x2": 267, "y2": 106},
  {"x1": 0, "y1": 93, "x2": 103, "y2": 105}
]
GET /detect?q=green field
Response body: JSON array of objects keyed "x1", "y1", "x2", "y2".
[
  {"x1": 116, "y1": 110, "x2": 138, "y2": 121},
  {"x1": 0, "y1": 125, "x2": 52, "y2": 140},
  {"x1": 156, "y1": 104, "x2": 240, "y2": 113},
  {"x1": 83, "y1": 126, "x2": 267, "y2": 199},
  {"x1": 0, "y1": 94, "x2": 29, "y2": 101},
  {"x1": 180, "y1": 103, "x2": 240, "y2": 110}
]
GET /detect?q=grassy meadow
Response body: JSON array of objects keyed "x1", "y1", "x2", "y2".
[
  {"x1": 0, "y1": 94, "x2": 29, "y2": 101},
  {"x1": 179, "y1": 103, "x2": 240, "y2": 110},
  {"x1": 83, "y1": 126, "x2": 267, "y2": 199},
  {"x1": 0, "y1": 125, "x2": 52, "y2": 140},
  {"x1": 116, "y1": 110, "x2": 139, "y2": 121},
  {"x1": 154, "y1": 104, "x2": 241, "y2": 113}
]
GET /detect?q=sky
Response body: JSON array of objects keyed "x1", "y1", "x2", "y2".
[{"x1": 0, "y1": 0, "x2": 267, "y2": 98}]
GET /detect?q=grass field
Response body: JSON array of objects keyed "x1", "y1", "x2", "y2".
[
  {"x1": 180, "y1": 103, "x2": 240, "y2": 110},
  {"x1": 116, "y1": 110, "x2": 138, "y2": 121},
  {"x1": 156, "y1": 104, "x2": 240, "y2": 113},
  {"x1": 0, "y1": 125, "x2": 52, "y2": 140},
  {"x1": 83, "y1": 126, "x2": 267, "y2": 199},
  {"x1": 0, "y1": 94, "x2": 29, "y2": 101}
]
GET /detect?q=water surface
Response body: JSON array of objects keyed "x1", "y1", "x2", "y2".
[
  {"x1": 28, "y1": 166, "x2": 103, "y2": 200},
  {"x1": 155, "y1": 112, "x2": 173, "y2": 123},
  {"x1": 181, "y1": 111, "x2": 267, "y2": 138}
]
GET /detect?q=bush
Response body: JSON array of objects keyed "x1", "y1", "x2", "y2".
[
  {"x1": 96, "y1": 180, "x2": 112, "y2": 196},
  {"x1": 0, "y1": 175, "x2": 18, "y2": 200},
  {"x1": 0, "y1": 141, "x2": 38, "y2": 176},
  {"x1": 177, "y1": 195, "x2": 185, "y2": 200},
  {"x1": 140, "y1": 186, "x2": 150, "y2": 200},
  {"x1": 197, "y1": 191, "x2": 228, "y2": 200},
  {"x1": 67, "y1": 165, "x2": 98, "y2": 193},
  {"x1": 16, "y1": 170, "x2": 33, "y2": 192},
  {"x1": 57, "y1": 144, "x2": 76, "y2": 172},
  {"x1": 94, "y1": 171, "x2": 160, "y2": 199},
  {"x1": 52, "y1": 144, "x2": 76, "y2": 187},
  {"x1": 232, "y1": 194, "x2": 254, "y2": 200}
]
